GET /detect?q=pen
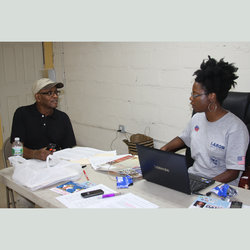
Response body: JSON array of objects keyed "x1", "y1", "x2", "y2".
[
  {"x1": 102, "y1": 192, "x2": 122, "y2": 198},
  {"x1": 83, "y1": 169, "x2": 89, "y2": 181}
]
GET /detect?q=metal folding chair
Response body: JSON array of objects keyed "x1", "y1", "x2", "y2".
[{"x1": 2, "y1": 137, "x2": 16, "y2": 208}]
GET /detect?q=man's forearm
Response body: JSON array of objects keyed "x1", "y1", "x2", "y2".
[
  {"x1": 23, "y1": 147, "x2": 51, "y2": 161},
  {"x1": 23, "y1": 147, "x2": 36, "y2": 159}
]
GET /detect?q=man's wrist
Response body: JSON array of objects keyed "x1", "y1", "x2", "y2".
[{"x1": 33, "y1": 150, "x2": 37, "y2": 159}]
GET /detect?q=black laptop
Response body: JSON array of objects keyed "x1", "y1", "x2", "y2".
[{"x1": 136, "y1": 144, "x2": 215, "y2": 195}]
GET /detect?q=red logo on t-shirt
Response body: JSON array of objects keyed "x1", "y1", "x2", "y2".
[{"x1": 195, "y1": 125, "x2": 199, "y2": 132}]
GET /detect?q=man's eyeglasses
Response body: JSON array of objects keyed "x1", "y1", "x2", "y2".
[
  {"x1": 39, "y1": 90, "x2": 61, "y2": 96},
  {"x1": 190, "y1": 92, "x2": 207, "y2": 98}
]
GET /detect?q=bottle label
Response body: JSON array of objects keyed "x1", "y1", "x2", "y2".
[{"x1": 12, "y1": 146, "x2": 23, "y2": 156}]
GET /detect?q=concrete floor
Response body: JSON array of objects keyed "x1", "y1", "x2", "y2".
[{"x1": 0, "y1": 149, "x2": 8, "y2": 208}]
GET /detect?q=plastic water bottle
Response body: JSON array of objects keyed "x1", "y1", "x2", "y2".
[{"x1": 12, "y1": 137, "x2": 23, "y2": 157}]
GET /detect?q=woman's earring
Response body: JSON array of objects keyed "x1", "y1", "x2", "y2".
[{"x1": 208, "y1": 102, "x2": 217, "y2": 112}]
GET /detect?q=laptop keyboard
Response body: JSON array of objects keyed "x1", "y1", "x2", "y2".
[{"x1": 189, "y1": 173, "x2": 215, "y2": 193}]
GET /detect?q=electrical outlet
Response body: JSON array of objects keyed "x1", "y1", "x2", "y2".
[{"x1": 118, "y1": 125, "x2": 125, "y2": 133}]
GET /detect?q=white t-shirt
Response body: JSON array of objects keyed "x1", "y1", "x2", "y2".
[{"x1": 179, "y1": 112, "x2": 249, "y2": 186}]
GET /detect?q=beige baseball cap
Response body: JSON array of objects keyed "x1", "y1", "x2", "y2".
[{"x1": 32, "y1": 78, "x2": 64, "y2": 95}]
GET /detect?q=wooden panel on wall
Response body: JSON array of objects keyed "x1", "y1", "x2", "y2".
[
  {"x1": 0, "y1": 42, "x2": 43, "y2": 141},
  {"x1": 23, "y1": 47, "x2": 37, "y2": 82},
  {"x1": 3, "y1": 47, "x2": 17, "y2": 83}
]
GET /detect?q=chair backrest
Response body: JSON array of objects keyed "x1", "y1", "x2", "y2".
[
  {"x1": 2, "y1": 137, "x2": 12, "y2": 168},
  {"x1": 222, "y1": 92, "x2": 250, "y2": 167},
  {"x1": 186, "y1": 91, "x2": 250, "y2": 168}
]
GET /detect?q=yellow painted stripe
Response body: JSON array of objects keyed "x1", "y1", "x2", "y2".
[
  {"x1": 0, "y1": 117, "x2": 3, "y2": 150},
  {"x1": 43, "y1": 42, "x2": 53, "y2": 69}
]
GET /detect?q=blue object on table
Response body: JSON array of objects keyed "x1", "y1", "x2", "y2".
[
  {"x1": 213, "y1": 184, "x2": 237, "y2": 198},
  {"x1": 116, "y1": 175, "x2": 133, "y2": 188}
]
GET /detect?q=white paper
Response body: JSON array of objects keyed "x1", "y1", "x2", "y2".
[
  {"x1": 56, "y1": 184, "x2": 158, "y2": 208},
  {"x1": 89, "y1": 154, "x2": 130, "y2": 170},
  {"x1": 53, "y1": 147, "x2": 116, "y2": 161},
  {"x1": 53, "y1": 147, "x2": 131, "y2": 171}
]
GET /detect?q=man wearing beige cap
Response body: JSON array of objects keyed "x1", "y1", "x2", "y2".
[{"x1": 10, "y1": 78, "x2": 76, "y2": 161}]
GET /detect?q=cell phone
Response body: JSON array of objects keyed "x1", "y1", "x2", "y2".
[
  {"x1": 230, "y1": 201, "x2": 243, "y2": 208},
  {"x1": 46, "y1": 143, "x2": 56, "y2": 151},
  {"x1": 81, "y1": 189, "x2": 104, "y2": 198}
]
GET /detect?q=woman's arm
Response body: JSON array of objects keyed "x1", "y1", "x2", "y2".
[
  {"x1": 213, "y1": 169, "x2": 240, "y2": 183},
  {"x1": 160, "y1": 136, "x2": 186, "y2": 152}
]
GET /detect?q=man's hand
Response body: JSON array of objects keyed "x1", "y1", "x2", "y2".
[
  {"x1": 33, "y1": 148, "x2": 54, "y2": 161},
  {"x1": 23, "y1": 146, "x2": 54, "y2": 161}
]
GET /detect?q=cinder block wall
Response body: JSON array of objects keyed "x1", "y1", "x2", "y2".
[{"x1": 53, "y1": 42, "x2": 250, "y2": 154}]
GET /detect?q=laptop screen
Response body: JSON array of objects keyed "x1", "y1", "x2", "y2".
[{"x1": 137, "y1": 144, "x2": 192, "y2": 194}]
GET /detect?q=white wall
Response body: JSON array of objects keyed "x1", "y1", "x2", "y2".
[{"x1": 53, "y1": 42, "x2": 250, "y2": 154}]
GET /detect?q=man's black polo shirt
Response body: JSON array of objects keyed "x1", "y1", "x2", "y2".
[{"x1": 10, "y1": 103, "x2": 76, "y2": 150}]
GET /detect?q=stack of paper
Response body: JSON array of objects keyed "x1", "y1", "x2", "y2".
[
  {"x1": 53, "y1": 147, "x2": 132, "y2": 170},
  {"x1": 88, "y1": 154, "x2": 131, "y2": 170},
  {"x1": 53, "y1": 147, "x2": 113, "y2": 164}
]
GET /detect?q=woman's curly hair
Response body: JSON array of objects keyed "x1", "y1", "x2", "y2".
[{"x1": 193, "y1": 56, "x2": 238, "y2": 104}]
